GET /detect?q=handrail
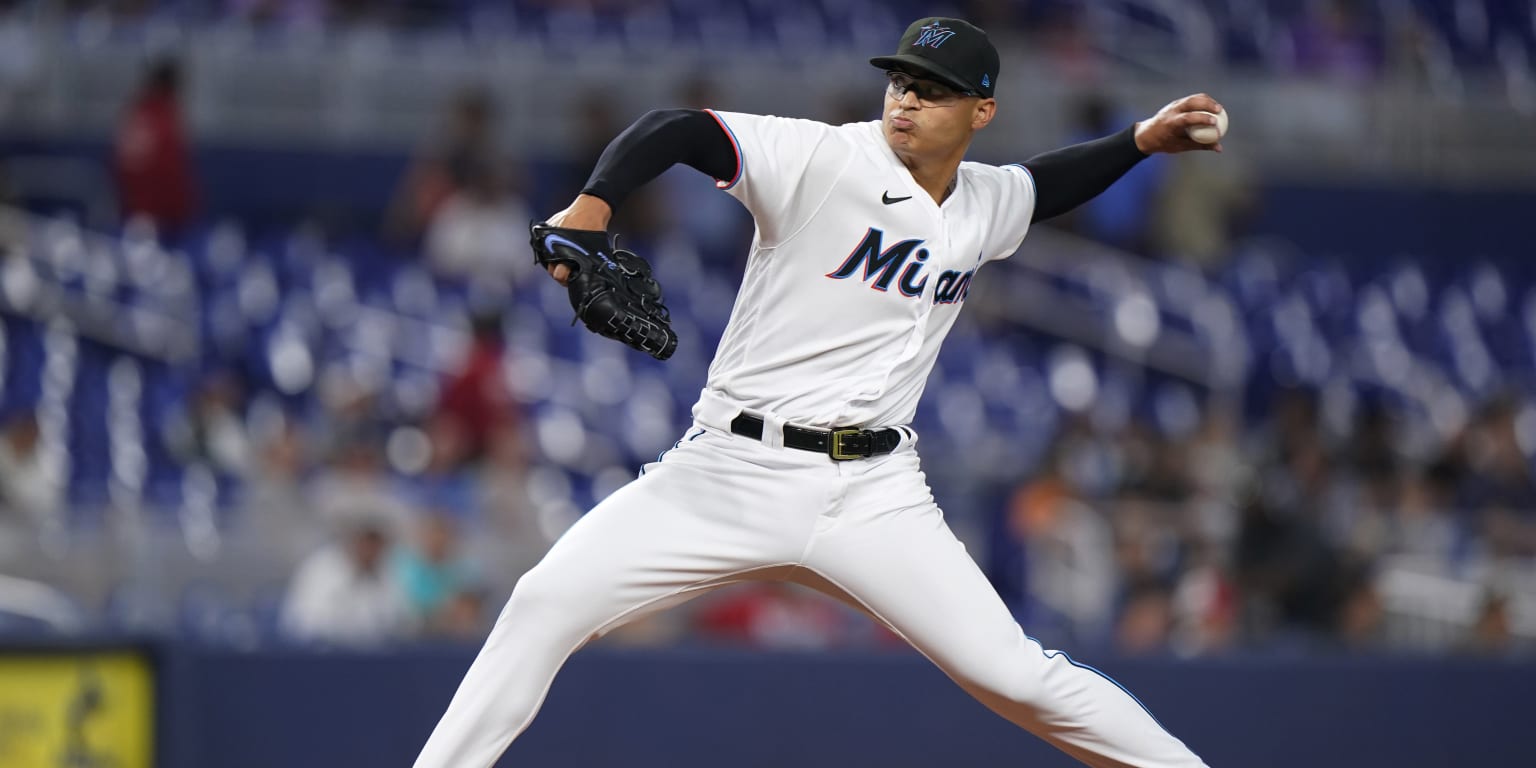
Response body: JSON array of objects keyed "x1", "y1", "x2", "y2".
[
  {"x1": 0, "y1": 207, "x2": 199, "y2": 362},
  {"x1": 968, "y1": 225, "x2": 1250, "y2": 392},
  {"x1": 0, "y1": 572, "x2": 85, "y2": 632}
]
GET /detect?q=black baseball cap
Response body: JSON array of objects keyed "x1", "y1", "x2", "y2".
[{"x1": 869, "y1": 18, "x2": 1000, "y2": 98}]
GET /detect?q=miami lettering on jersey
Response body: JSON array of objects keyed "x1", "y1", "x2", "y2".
[
  {"x1": 826, "y1": 227, "x2": 973, "y2": 305},
  {"x1": 701, "y1": 112, "x2": 1034, "y2": 426}
]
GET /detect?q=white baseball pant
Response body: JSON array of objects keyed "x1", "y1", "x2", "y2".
[{"x1": 414, "y1": 419, "x2": 1208, "y2": 768}]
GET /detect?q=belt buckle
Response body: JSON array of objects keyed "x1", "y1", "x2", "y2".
[{"x1": 828, "y1": 428, "x2": 868, "y2": 461}]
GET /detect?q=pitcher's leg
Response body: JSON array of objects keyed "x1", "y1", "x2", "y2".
[
  {"x1": 414, "y1": 545, "x2": 735, "y2": 768},
  {"x1": 800, "y1": 463, "x2": 1206, "y2": 767},
  {"x1": 415, "y1": 431, "x2": 822, "y2": 768}
]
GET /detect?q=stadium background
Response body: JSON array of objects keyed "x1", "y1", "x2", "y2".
[{"x1": 0, "y1": 0, "x2": 1534, "y2": 766}]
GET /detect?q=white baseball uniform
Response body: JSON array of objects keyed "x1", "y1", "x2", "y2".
[{"x1": 415, "y1": 112, "x2": 1208, "y2": 768}]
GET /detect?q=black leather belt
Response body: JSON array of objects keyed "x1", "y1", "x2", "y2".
[{"x1": 729, "y1": 413, "x2": 902, "y2": 461}]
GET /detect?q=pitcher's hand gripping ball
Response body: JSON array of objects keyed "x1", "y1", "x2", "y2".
[
  {"x1": 530, "y1": 222, "x2": 678, "y2": 360},
  {"x1": 1186, "y1": 108, "x2": 1229, "y2": 145}
]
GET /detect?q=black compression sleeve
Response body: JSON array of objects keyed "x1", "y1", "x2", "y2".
[
  {"x1": 1022, "y1": 124, "x2": 1148, "y2": 223},
  {"x1": 580, "y1": 109, "x2": 738, "y2": 210}
]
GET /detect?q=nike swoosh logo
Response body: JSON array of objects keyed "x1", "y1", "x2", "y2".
[
  {"x1": 544, "y1": 234, "x2": 618, "y2": 270},
  {"x1": 542, "y1": 234, "x2": 586, "y2": 254},
  {"x1": 882, "y1": 192, "x2": 913, "y2": 205}
]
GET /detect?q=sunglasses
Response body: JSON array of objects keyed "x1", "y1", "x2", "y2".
[{"x1": 885, "y1": 71, "x2": 980, "y2": 106}]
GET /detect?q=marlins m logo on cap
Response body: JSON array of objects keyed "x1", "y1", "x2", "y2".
[
  {"x1": 912, "y1": 22, "x2": 956, "y2": 48},
  {"x1": 871, "y1": 17, "x2": 1000, "y2": 98}
]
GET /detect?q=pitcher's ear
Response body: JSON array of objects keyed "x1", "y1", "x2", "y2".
[{"x1": 972, "y1": 98, "x2": 997, "y2": 130}]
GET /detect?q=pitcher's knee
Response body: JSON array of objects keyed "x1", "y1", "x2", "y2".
[
  {"x1": 501, "y1": 566, "x2": 574, "y2": 622},
  {"x1": 498, "y1": 561, "x2": 621, "y2": 637},
  {"x1": 950, "y1": 653, "x2": 1048, "y2": 708}
]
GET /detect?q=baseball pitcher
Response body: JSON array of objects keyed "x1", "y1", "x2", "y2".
[{"x1": 417, "y1": 16, "x2": 1224, "y2": 768}]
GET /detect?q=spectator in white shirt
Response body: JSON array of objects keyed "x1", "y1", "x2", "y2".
[{"x1": 280, "y1": 514, "x2": 413, "y2": 647}]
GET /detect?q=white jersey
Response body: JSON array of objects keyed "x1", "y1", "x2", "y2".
[{"x1": 696, "y1": 110, "x2": 1037, "y2": 429}]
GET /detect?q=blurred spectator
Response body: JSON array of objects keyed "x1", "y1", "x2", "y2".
[
  {"x1": 1184, "y1": 408, "x2": 1248, "y2": 536},
  {"x1": 430, "y1": 587, "x2": 490, "y2": 642},
  {"x1": 567, "y1": 90, "x2": 621, "y2": 200},
  {"x1": 1234, "y1": 484, "x2": 1348, "y2": 645},
  {"x1": 1290, "y1": 0, "x2": 1382, "y2": 81},
  {"x1": 1170, "y1": 542, "x2": 1239, "y2": 655},
  {"x1": 1384, "y1": 472, "x2": 1456, "y2": 559},
  {"x1": 228, "y1": 0, "x2": 327, "y2": 28},
  {"x1": 393, "y1": 512, "x2": 481, "y2": 636},
  {"x1": 1383, "y1": 5, "x2": 1444, "y2": 85},
  {"x1": 1427, "y1": 396, "x2": 1536, "y2": 561},
  {"x1": 1037, "y1": 4, "x2": 1104, "y2": 82},
  {"x1": 1462, "y1": 398, "x2": 1535, "y2": 531},
  {"x1": 280, "y1": 515, "x2": 412, "y2": 646},
  {"x1": 475, "y1": 420, "x2": 544, "y2": 583},
  {"x1": 1149, "y1": 152, "x2": 1255, "y2": 270},
  {"x1": 394, "y1": 0, "x2": 464, "y2": 28},
  {"x1": 1233, "y1": 390, "x2": 1352, "y2": 645},
  {"x1": 1064, "y1": 94, "x2": 1167, "y2": 253},
  {"x1": 238, "y1": 406, "x2": 323, "y2": 564},
  {"x1": 434, "y1": 311, "x2": 521, "y2": 471},
  {"x1": 1333, "y1": 564, "x2": 1385, "y2": 651},
  {"x1": 162, "y1": 370, "x2": 253, "y2": 477},
  {"x1": 113, "y1": 57, "x2": 197, "y2": 236},
  {"x1": 1483, "y1": 505, "x2": 1536, "y2": 561},
  {"x1": 93, "y1": 0, "x2": 155, "y2": 22},
  {"x1": 0, "y1": 408, "x2": 60, "y2": 530},
  {"x1": 1008, "y1": 449, "x2": 1117, "y2": 643},
  {"x1": 0, "y1": 160, "x2": 22, "y2": 252},
  {"x1": 390, "y1": 87, "x2": 504, "y2": 241},
  {"x1": 1113, "y1": 499, "x2": 1183, "y2": 599},
  {"x1": 1250, "y1": 389, "x2": 1331, "y2": 497},
  {"x1": 1115, "y1": 578, "x2": 1175, "y2": 655},
  {"x1": 307, "y1": 381, "x2": 415, "y2": 533},
  {"x1": 423, "y1": 163, "x2": 533, "y2": 291},
  {"x1": 562, "y1": 90, "x2": 661, "y2": 239},
  {"x1": 406, "y1": 87, "x2": 534, "y2": 291},
  {"x1": 413, "y1": 414, "x2": 480, "y2": 519},
  {"x1": 691, "y1": 583, "x2": 864, "y2": 651},
  {"x1": 1331, "y1": 403, "x2": 1403, "y2": 556},
  {"x1": 1461, "y1": 592, "x2": 1515, "y2": 656},
  {"x1": 1347, "y1": 402, "x2": 1400, "y2": 511},
  {"x1": 1125, "y1": 429, "x2": 1196, "y2": 504}
]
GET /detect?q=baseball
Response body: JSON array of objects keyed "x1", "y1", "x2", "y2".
[{"x1": 1186, "y1": 108, "x2": 1228, "y2": 144}]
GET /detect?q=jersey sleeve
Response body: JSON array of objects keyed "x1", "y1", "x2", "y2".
[
  {"x1": 706, "y1": 110, "x2": 848, "y2": 247},
  {"x1": 979, "y1": 163, "x2": 1038, "y2": 262}
]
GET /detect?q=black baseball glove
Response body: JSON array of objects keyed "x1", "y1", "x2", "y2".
[{"x1": 529, "y1": 222, "x2": 678, "y2": 361}]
